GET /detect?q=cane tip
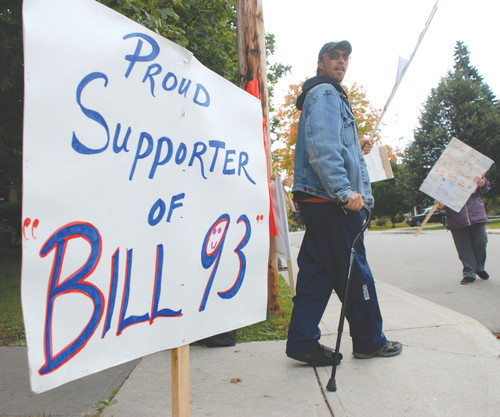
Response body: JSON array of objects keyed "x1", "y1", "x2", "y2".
[{"x1": 326, "y1": 378, "x2": 337, "y2": 392}]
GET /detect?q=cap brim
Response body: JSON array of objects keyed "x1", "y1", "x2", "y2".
[{"x1": 319, "y1": 40, "x2": 352, "y2": 59}]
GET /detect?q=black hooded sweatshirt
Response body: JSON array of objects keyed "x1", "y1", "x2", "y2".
[{"x1": 296, "y1": 76, "x2": 349, "y2": 110}]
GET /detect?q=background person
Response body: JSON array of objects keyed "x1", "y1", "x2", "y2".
[
  {"x1": 437, "y1": 176, "x2": 490, "y2": 285},
  {"x1": 286, "y1": 40, "x2": 402, "y2": 366}
]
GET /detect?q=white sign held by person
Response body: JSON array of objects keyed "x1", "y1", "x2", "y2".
[
  {"x1": 419, "y1": 137, "x2": 493, "y2": 212},
  {"x1": 365, "y1": 145, "x2": 394, "y2": 183},
  {"x1": 22, "y1": 0, "x2": 269, "y2": 393}
]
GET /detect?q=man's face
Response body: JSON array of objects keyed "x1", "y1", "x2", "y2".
[{"x1": 318, "y1": 47, "x2": 350, "y2": 82}]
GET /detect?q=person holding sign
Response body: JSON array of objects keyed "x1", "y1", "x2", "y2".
[
  {"x1": 286, "y1": 40, "x2": 402, "y2": 366},
  {"x1": 436, "y1": 176, "x2": 491, "y2": 285}
]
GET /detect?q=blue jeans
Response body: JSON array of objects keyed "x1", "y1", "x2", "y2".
[{"x1": 286, "y1": 202, "x2": 387, "y2": 355}]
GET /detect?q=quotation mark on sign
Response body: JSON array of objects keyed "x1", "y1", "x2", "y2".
[
  {"x1": 256, "y1": 214, "x2": 264, "y2": 224},
  {"x1": 23, "y1": 218, "x2": 40, "y2": 240}
]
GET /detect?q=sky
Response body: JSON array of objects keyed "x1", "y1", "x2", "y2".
[{"x1": 262, "y1": 0, "x2": 500, "y2": 150}]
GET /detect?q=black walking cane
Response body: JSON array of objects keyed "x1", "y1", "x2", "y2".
[{"x1": 326, "y1": 206, "x2": 372, "y2": 392}]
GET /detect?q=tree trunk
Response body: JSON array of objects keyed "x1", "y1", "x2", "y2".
[{"x1": 236, "y1": 0, "x2": 280, "y2": 315}]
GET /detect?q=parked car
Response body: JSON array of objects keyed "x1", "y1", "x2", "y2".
[{"x1": 406, "y1": 207, "x2": 446, "y2": 227}]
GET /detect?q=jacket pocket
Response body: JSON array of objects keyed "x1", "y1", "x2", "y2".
[{"x1": 342, "y1": 113, "x2": 356, "y2": 146}]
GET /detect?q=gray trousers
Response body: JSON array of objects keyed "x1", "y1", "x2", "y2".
[{"x1": 450, "y1": 223, "x2": 488, "y2": 279}]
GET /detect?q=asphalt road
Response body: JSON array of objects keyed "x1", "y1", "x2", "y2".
[
  {"x1": 365, "y1": 228, "x2": 500, "y2": 334},
  {"x1": 289, "y1": 227, "x2": 500, "y2": 334}
]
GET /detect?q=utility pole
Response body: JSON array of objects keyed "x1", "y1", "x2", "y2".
[{"x1": 236, "y1": 0, "x2": 280, "y2": 315}]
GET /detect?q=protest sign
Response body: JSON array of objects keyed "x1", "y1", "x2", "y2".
[
  {"x1": 365, "y1": 145, "x2": 394, "y2": 183},
  {"x1": 419, "y1": 137, "x2": 493, "y2": 212},
  {"x1": 22, "y1": 0, "x2": 269, "y2": 393},
  {"x1": 270, "y1": 178, "x2": 292, "y2": 261}
]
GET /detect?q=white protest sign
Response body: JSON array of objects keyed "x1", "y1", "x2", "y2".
[
  {"x1": 419, "y1": 137, "x2": 493, "y2": 212},
  {"x1": 22, "y1": 0, "x2": 269, "y2": 393},
  {"x1": 270, "y1": 177, "x2": 292, "y2": 261},
  {"x1": 365, "y1": 145, "x2": 394, "y2": 183}
]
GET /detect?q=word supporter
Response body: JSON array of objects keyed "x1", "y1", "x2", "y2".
[{"x1": 70, "y1": 33, "x2": 256, "y2": 185}]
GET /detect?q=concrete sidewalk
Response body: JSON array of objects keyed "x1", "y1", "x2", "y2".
[
  {"x1": 3, "y1": 279, "x2": 500, "y2": 416},
  {"x1": 101, "y1": 281, "x2": 500, "y2": 417}
]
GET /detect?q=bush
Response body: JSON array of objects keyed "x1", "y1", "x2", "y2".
[{"x1": 0, "y1": 202, "x2": 21, "y2": 231}]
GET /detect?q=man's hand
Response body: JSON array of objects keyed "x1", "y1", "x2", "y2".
[
  {"x1": 344, "y1": 193, "x2": 364, "y2": 211},
  {"x1": 360, "y1": 138, "x2": 373, "y2": 155}
]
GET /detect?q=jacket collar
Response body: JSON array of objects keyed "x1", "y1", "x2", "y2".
[{"x1": 296, "y1": 76, "x2": 347, "y2": 110}]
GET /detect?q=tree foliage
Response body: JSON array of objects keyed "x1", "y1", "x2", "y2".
[
  {"x1": 0, "y1": 1, "x2": 23, "y2": 200},
  {"x1": 402, "y1": 41, "x2": 500, "y2": 209},
  {"x1": 371, "y1": 161, "x2": 411, "y2": 227},
  {"x1": 272, "y1": 82, "x2": 303, "y2": 174},
  {"x1": 98, "y1": 0, "x2": 239, "y2": 83}
]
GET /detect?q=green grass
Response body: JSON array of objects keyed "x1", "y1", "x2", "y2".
[
  {"x1": 368, "y1": 218, "x2": 500, "y2": 232},
  {"x1": 0, "y1": 248, "x2": 25, "y2": 346},
  {"x1": 236, "y1": 274, "x2": 293, "y2": 343},
  {"x1": 487, "y1": 219, "x2": 500, "y2": 229}
]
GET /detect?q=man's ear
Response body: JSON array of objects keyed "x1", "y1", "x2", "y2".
[{"x1": 317, "y1": 59, "x2": 324, "y2": 74}]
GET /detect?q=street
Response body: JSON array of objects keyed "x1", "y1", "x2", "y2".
[{"x1": 290, "y1": 228, "x2": 500, "y2": 334}]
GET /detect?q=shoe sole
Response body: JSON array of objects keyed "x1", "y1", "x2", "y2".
[
  {"x1": 287, "y1": 355, "x2": 342, "y2": 366},
  {"x1": 353, "y1": 347, "x2": 403, "y2": 359}
]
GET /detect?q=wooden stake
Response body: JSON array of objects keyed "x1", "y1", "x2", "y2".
[
  {"x1": 236, "y1": 0, "x2": 281, "y2": 315},
  {"x1": 286, "y1": 259, "x2": 296, "y2": 298},
  {"x1": 414, "y1": 202, "x2": 439, "y2": 237},
  {"x1": 172, "y1": 345, "x2": 190, "y2": 417}
]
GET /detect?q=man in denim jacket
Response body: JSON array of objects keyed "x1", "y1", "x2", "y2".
[{"x1": 286, "y1": 41, "x2": 402, "y2": 365}]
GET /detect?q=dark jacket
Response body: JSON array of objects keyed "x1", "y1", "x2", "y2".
[{"x1": 445, "y1": 178, "x2": 490, "y2": 229}]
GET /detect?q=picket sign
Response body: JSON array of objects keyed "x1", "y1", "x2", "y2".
[
  {"x1": 22, "y1": 0, "x2": 269, "y2": 397},
  {"x1": 419, "y1": 137, "x2": 494, "y2": 212},
  {"x1": 365, "y1": 145, "x2": 394, "y2": 183},
  {"x1": 414, "y1": 138, "x2": 494, "y2": 238}
]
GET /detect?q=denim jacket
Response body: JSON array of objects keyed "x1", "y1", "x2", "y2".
[{"x1": 292, "y1": 79, "x2": 373, "y2": 207}]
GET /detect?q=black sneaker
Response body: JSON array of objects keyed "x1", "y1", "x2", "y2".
[
  {"x1": 287, "y1": 344, "x2": 343, "y2": 366},
  {"x1": 477, "y1": 270, "x2": 489, "y2": 280},
  {"x1": 353, "y1": 340, "x2": 403, "y2": 359},
  {"x1": 461, "y1": 277, "x2": 475, "y2": 285}
]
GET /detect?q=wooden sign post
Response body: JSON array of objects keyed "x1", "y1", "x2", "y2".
[
  {"x1": 413, "y1": 202, "x2": 439, "y2": 237},
  {"x1": 236, "y1": 0, "x2": 280, "y2": 315},
  {"x1": 172, "y1": 345, "x2": 190, "y2": 417}
]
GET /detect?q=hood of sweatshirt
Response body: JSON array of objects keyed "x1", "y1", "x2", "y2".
[{"x1": 296, "y1": 76, "x2": 347, "y2": 110}]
